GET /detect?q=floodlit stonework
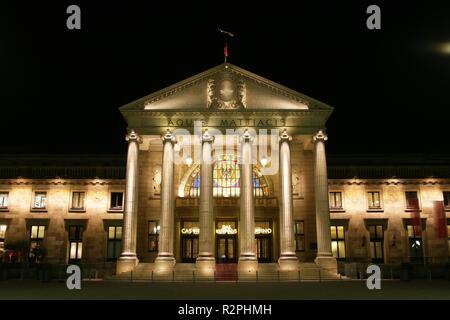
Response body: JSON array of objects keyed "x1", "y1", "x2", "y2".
[{"x1": 0, "y1": 63, "x2": 449, "y2": 279}]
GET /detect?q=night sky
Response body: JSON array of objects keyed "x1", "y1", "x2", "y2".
[{"x1": 1, "y1": 1, "x2": 450, "y2": 156}]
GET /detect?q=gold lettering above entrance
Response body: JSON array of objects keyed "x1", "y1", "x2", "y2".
[
  {"x1": 181, "y1": 227, "x2": 200, "y2": 235},
  {"x1": 255, "y1": 227, "x2": 272, "y2": 235},
  {"x1": 167, "y1": 118, "x2": 286, "y2": 128},
  {"x1": 215, "y1": 225, "x2": 238, "y2": 235}
]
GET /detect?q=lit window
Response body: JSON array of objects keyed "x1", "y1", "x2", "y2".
[
  {"x1": 406, "y1": 221, "x2": 423, "y2": 261},
  {"x1": 185, "y1": 155, "x2": 269, "y2": 198},
  {"x1": 107, "y1": 226, "x2": 122, "y2": 260},
  {"x1": 294, "y1": 220, "x2": 305, "y2": 251},
  {"x1": 148, "y1": 221, "x2": 160, "y2": 252},
  {"x1": 330, "y1": 225, "x2": 346, "y2": 259},
  {"x1": 405, "y1": 191, "x2": 419, "y2": 210},
  {"x1": 443, "y1": 192, "x2": 450, "y2": 209},
  {"x1": 0, "y1": 192, "x2": 9, "y2": 209},
  {"x1": 68, "y1": 225, "x2": 83, "y2": 263},
  {"x1": 71, "y1": 191, "x2": 85, "y2": 210},
  {"x1": 329, "y1": 192, "x2": 343, "y2": 210},
  {"x1": 0, "y1": 225, "x2": 6, "y2": 256},
  {"x1": 368, "y1": 224, "x2": 384, "y2": 262},
  {"x1": 368, "y1": 191, "x2": 381, "y2": 209},
  {"x1": 33, "y1": 192, "x2": 47, "y2": 209},
  {"x1": 29, "y1": 225, "x2": 45, "y2": 262},
  {"x1": 110, "y1": 192, "x2": 124, "y2": 211}
]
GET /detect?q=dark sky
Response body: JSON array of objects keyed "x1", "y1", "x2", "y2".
[{"x1": 1, "y1": 1, "x2": 450, "y2": 155}]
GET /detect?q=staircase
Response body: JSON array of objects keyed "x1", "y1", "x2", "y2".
[
  {"x1": 108, "y1": 262, "x2": 343, "y2": 281},
  {"x1": 215, "y1": 263, "x2": 238, "y2": 281}
]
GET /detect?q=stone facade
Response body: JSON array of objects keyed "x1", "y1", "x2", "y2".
[{"x1": 0, "y1": 63, "x2": 449, "y2": 276}]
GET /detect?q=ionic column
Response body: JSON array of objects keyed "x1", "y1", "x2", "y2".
[
  {"x1": 238, "y1": 129, "x2": 258, "y2": 271},
  {"x1": 117, "y1": 130, "x2": 141, "y2": 274},
  {"x1": 313, "y1": 130, "x2": 337, "y2": 271},
  {"x1": 155, "y1": 129, "x2": 176, "y2": 270},
  {"x1": 278, "y1": 129, "x2": 299, "y2": 270},
  {"x1": 196, "y1": 130, "x2": 215, "y2": 271}
]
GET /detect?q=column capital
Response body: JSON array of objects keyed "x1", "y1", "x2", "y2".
[
  {"x1": 201, "y1": 129, "x2": 215, "y2": 144},
  {"x1": 279, "y1": 129, "x2": 292, "y2": 143},
  {"x1": 126, "y1": 130, "x2": 142, "y2": 143},
  {"x1": 239, "y1": 128, "x2": 254, "y2": 143},
  {"x1": 313, "y1": 130, "x2": 328, "y2": 143},
  {"x1": 161, "y1": 129, "x2": 176, "y2": 144}
]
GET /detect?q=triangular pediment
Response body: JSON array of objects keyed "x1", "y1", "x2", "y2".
[{"x1": 119, "y1": 63, "x2": 333, "y2": 113}]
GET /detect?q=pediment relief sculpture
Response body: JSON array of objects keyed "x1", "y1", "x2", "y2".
[{"x1": 207, "y1": 71, "x2": 246, "y2": 110}]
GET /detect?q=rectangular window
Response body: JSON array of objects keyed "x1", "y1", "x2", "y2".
[
  {"x1": 368, "y1": 224, "x2": 384, "y2": 262},
  {"x1": 148, "y1": 221, "x2": 159, "y2": 252},
  {"x1": 0, "y1": 225, "x2": 6, "y2": 256},
  {"x1": 0, "y1": 192, "x2": 9, "y2": 209},
  {"x1": 329, "y1": 192, "x2": 343, "y2": 210},
  {"x1": 71, "y1": 191, "x2": 86, "y2": 210},
  {"x1": 29, "y1": 225, "x2": 45, "y2": 261},
  {"x1": 107, "y1": 226, "x2": 122, "y2": 260},
  {"x1": 406, "y1": 221, "x2": 423, "y2": 262},
  {"x1": 68, "y1": 225, "x2": 83, "y2": 262},
  {"x1": 33, "y1": 192, "x2": 47, "y2": 209},
  {"x1": 294, "y1": 220, "x2": 305, "y2": 251},
  {"x1": 110, "y1": 192, "x2": 124, "y2": 211},
  {"x1": 330, "y1": 225, "x2": 346, "y2": 259},
  {"x1": 443, "y1": 192, "x2": 450, "y2": 209},
  {"x1": 367, "y1": 191, "x2": 381, "y2": 209},
  {"x1": 405, "y1": 191, "x2": 419, "y2": 209}
]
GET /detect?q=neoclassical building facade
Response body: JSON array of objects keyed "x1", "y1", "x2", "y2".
[{"x1": 0, "y1": 63, "x2": 449, "y2": 278}]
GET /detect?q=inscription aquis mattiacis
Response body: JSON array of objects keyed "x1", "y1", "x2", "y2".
[{"x1": 167, "y1": 118, "x2": 286, "y2": 127}]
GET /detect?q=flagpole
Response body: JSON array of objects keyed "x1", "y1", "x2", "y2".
[
  {"x1": 218, "y1": 28, "x2": 233, "y2": 64},
  {"x1": 224, "y1": 38, "x2": 228, "y2": 63}
]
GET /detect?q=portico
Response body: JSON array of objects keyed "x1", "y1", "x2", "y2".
[{"x1": 116, "y1": 63, "x2": 337, "y2": 275}]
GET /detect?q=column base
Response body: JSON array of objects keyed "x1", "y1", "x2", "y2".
[
  {"x1": 315, "y1": 255, "x2": 337, "y2": 272},
  {"x1": 154, "y1": 253, "x2": 176, "y2": 272},
  {"x1": 116, "y1": 254, "x2": 139, "y2": 274},
  {"x1": 238, "y1": 253, "x2": 258, "y2": 272},
  {"x1": 195, "y1": 257, "x2": 216, "y2": 277},
  {"x1": 278, "y1": 253, "x2": 299, "y2": 271}
]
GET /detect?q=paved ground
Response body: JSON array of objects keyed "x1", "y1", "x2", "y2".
[{"x1": 0, "y1": 279, "x2": 449, "y2": 300}]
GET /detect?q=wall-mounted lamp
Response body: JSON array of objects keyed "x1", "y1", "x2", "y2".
[
  {"x1": 260, "y1": 156, "x2": 268, "y2": 167},
  {"x1": 185, "y1": 157, "x2": 193, "y2": 167}
]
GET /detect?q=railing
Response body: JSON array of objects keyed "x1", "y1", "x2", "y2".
[
  {"x1": 112, "y1": 269, "x2": 345, "y2": 283},
  {"x1": 0, "y1": 166, "x2": 126, "y2": 179}
]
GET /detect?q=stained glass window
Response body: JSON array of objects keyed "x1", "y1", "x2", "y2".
[{"x1": 185, "y1": 155, "x2": 268, "y2": 198}]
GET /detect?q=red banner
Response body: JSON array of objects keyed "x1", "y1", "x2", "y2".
[
  {"x1": 410, "y1": 197, "x2": 421, "y2": 236},
  {"x1": 432, "y1": 201, "x2": 447, "y2": 238}
]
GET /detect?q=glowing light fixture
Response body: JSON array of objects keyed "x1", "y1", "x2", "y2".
[
  {"x1": 185, "y1": 157, "x2": 193, "y2": 167},
  {"x1": 438, "y1": 42, "x2": 450, "y2": 54},
  {"x1": 260, "y1": 156, "x2": 268, "y2": 167}
]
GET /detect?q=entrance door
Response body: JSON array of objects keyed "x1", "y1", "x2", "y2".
[
  {"x1": 255, "y1": 221, "x2": 273, "y2": 263},
  {"x1": 256, "y1": 236, "x2": 271, "y2": 263},
  {"x1": 215, "y1": 220, "x2": 237, "y2": 263},
  {"x1": 216, "y1": 236, "x2": 236, "y2": 263},
  {"x1": 181, "y1": 237, "x2": 198, "y2": 262},
  {"x1": 180, "y1": 221, "x2": 199, "y2": 263}
]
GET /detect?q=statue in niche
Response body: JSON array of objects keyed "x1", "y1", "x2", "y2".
[
  {"x1": 207, "y1": 72, "x2": 246, "y2": 109},
  {"x1": 292, "y1": 170, "x2": 301, "y2": 196},
  {"x1": 152, "y1": 168, "x2": 161, "y2": 196}
]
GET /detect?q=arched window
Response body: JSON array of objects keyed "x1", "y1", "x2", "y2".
[{"x1": 185, "y1": 155, "x2": 269, "y2": 198}]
